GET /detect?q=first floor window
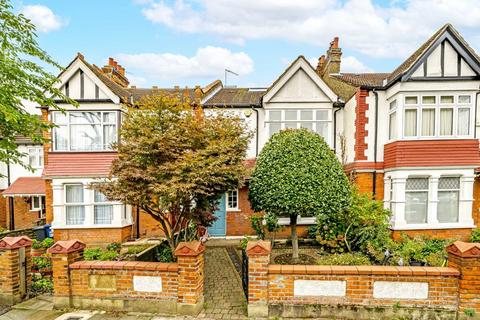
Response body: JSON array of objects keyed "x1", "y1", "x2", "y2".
[
  {"x1": 389, "y1": 111, "x2": 396, "y2": 139},
  {"x1": 227, "y1": 190, "x2": 239, "y2": 210},
  {"x1": 52, "y1": 111, "x2": 117, "y2": 151},
  {"x1": 266, "y1": 109, "x2": 332, "y2": 143},
  {"x1": 28, "y1": 148, "x2": 44, "y2": 168},
  {"x1": 437, "y1": 177, "x2": 460, "y2": 223},
  {"x1": 93, "y1": 190, "x2": 113, "y2": 224},
  {"x1": 421, "y1": 108, "x2": 435, "y2": 136},
  {"x1": 404, "y1": 109, "x2": 417, "y2": 136},
  {"x1": 440, "y1": 108, "x2": 453, "y2": 135},
  {"x1": 458, "y1": 108, "x2": 470, "y2": 135},
  {"x1": 65, "y1": 184, "x2": 85, "y2": 225},
  {"x1": 405, "y1": 178, "x2": 428, "y2": 224}
]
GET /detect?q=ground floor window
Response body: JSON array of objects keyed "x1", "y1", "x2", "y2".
[
  {"x1": 385, "y1": 169, "x2": 474, "y2": 230},
  {"x1": 51, "y1": 179, "x2": 132, "y2": 229},
  {"x1": 226, "y1": 189, "x2": 239, "y2": 210}
]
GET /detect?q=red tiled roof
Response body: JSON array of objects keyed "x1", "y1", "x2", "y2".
[
  {"x1": 2, "y1": 177, "x2": 45, "y2": 196},
  {"x1": 43, "y1": 152, "x2": 117, "y2": 178}
]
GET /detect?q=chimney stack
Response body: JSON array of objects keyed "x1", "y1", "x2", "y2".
[
  {"x1": 102, "y1": 57, "x2": 129, "y2": 88},
  {"x1": 316, "y1": 37, "x2": 342, "y2": 76}
]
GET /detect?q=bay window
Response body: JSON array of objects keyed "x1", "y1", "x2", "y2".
[
  {"x1": 52, "y1": 111, "x2": 117, "y2": 151},
  {"x1": 405, "y1": 178, "x2": 428, "y2": 224},
  {"x1": 437, "y1": 177, "x2": 460, "y2": 223},
  {"x1": 393, "y1": 94, "x2": 473, "y2": 139},
  {"x1": 266, "y1": 109, "x2": 332, "y2": 145},
  {"x1": 65, "y1": 184, "x2": 85, "y2": 225},
  {"x1": 389, "y1": 100, "x2": 397, "y2": 140},
  {"x1": 386, "y1": 170, "x2": 475, "y2": 230},
  {"x1": 94, "y1": 190, "x2": 114, "y2": 224}
]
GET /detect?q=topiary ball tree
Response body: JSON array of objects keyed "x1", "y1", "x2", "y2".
[{"x1": 248, "y1": 128, "x2": 351, "y2": 260}]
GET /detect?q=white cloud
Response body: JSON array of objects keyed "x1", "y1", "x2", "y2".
[
  {"x1": 341, "y1": 56, "x2": 373, "y2": 73},
  {"x1": 116, "y1": 46, "x2": 254, "y2": 83},
  {"x1": 138, "y1": 0, "x2": 480, "y2": 59},
  {"x1": 21, "y1": 5, "x2": 67, "y2": 33}
]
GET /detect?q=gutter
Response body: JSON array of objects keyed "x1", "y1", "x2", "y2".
[{"x1": 252, "y1": 106, "x2": 260, "y2": 157}]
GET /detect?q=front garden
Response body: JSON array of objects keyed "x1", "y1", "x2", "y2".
[{"x1": 247, "y1": 128, "x2": 477, "y2": 267}]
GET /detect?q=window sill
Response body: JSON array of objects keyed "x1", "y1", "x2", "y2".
[
  {"x1": 390, "y1": 222, "x2": 475, "y2": 230},
  {"x1": 52, "y1": 223, "x2": 132, "y2": 230},
  {"x1": 227, "y1": 208, "x2": 241, "y2": 212}
]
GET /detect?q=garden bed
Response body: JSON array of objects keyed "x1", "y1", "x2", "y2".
[{"x1": 83, "y1": 240, "x2": 174, "y2": 262}]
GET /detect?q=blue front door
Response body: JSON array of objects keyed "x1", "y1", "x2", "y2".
[{"x1": 208, "y1": 194, "x2": 226, "y2": 236}]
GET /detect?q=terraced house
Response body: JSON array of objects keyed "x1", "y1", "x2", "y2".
[{"x1": 3, "y1": 23, "x2": 480, "y2": 244}]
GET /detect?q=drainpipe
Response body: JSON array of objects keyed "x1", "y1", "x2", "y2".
[
  {"x1": 136, "y1": 206, "x2": 140, "y2": 239},
  {"x1": 6, "y1": 160, "x2": 14, "y2": 230},
  {"x1": 252, "y1": 106, "x2": 260, "y2": 157},
  {"x1": 332, "y1": 103, "x2": 344, "y2": 151},
  {"x1": 372, "y1": 89, "x2": 379, "y2": 198}
]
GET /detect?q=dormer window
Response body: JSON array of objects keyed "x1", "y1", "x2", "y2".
[{"x1": 52, "y1": 111, "x2": 117, "y2": 151}]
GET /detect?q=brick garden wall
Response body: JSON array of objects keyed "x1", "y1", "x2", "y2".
[
  {"x1": 246, "y1": 240, "x2": 480, "y2": 319},
  {"x1": 48, "y1": 240, "x2": 205, "y2": 315}
]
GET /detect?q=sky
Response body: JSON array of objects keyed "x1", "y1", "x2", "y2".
[{"x1": 12, "y1": 0, "x2": 480, "y2": 88}]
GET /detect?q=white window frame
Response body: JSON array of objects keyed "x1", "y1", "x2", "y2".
[
  {"x1": 437, "y1": 176, "x2": 460, "y2": 223},
  {"x1": 64, "y1": 183, "x2": 85, "y2": 226},
  {"x1": 397, "y1": 93, "x2": 473, "y2": 140},
  {"x1": 93, "y1": 190, "x2": 114, "y2": 225},
  {"x1": 51, "y1": 111, "x2": 118, "y2": 151},
  {"x1": 226, "y1": 189, "x2": 239, "y2": 211},
  {"x1": 404, "y1": 177, "x2": 429, "y2": 224},
  {"x1": 30, "y1": 196, "x2": 42, "y2": 211},
  {"x1": 28, "y1": 147, "x2": 44, "y2": 168},
  {"x1": 385, "y1": 169, "x2": 475, "y2": 230},
  {"x1": 265, "y1": 109, "x2": 333, "y2": 146},
  {"x1": 388, "y1": 100, "x2": 397, "y2": 140}
]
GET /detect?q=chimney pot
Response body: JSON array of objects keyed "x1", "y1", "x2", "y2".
[
  {"x1": 174, "y1": 85, "x2": 180, "y2": 90},
  {"x1": 131, "y1": 85, "x2": 136, "y2": 89},
  {"x1": 332, "y1": 37, "x2": 339, "y2": 49},
  {"x1": 108, "y1": 57, "x2": 114, "y2": 66}
]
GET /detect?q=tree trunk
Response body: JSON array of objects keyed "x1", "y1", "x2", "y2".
[{"x1": 290, "y1": 215, "x2": 299, "y2": 262}]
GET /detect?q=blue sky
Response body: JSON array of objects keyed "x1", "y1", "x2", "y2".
[{"x1": 14, "y1": 0, "x2": 480, "y2": 88}]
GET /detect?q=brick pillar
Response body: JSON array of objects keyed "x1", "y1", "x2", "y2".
[
  {"x1": 174, "y1": 241, "x2": 205, "y2": 315},
  {"x1": 47, "y1": 240, "x2": 86, "y2": 309},
  {"x1": 447, "y1": 241, "x2": 480, "y2": 317},
  {"x1": 246, "y1": 240, "x2": 271, "y2": 318},
  {"x1": 0, "y1": 236, "x2": 33, "y2": 305}
]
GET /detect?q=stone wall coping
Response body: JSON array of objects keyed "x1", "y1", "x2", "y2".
[
  {"x1": 246, "y1": 240, "x2": 271, "y2": 256},
  {"x1": 69, "y1": 260, "x2": 179, "y2": 272},
  {"x1": 0, "y1": 236, "x2": 33, "y2": 250},
  {"x1": 447, "y1": 241, "x2": 480, "y2": 258},
  {"x1": 174, "y1": 241, "x2": 205, "y2": 257},
  {"x1": 268, "y1": 264, "x2": 460, "y2": 277},
  {"x1": 48, "y1": 240, "x2": 86, "y2": 254}
]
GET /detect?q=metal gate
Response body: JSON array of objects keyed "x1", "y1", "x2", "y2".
[{"x1": 241, "y1": 248, "x2": 248, "y2": 298}]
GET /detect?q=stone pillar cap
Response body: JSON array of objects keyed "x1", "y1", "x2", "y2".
[
  {"x1": 47, "y1": 240, "x2": 86, "y2": 254},
  {"x1": 447, "y1": 241, "x2": 480, "y2": 258},
  {"x1": 174, "y1": 241, "x2": 205, "y2": 257},
  {"x1": 246, "y1": 240, "x2": 271, "y2": 256},
  {"x1": 0, "y1": 236, "x2": 33, "y2": 250}
]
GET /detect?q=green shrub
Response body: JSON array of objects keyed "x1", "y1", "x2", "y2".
[
  {"x1": 32, "y1": 239, "x2": 43, "y2": 249},
  {"x1": 317, "y1": 253, "x2": 371, "y2": 266},
  {"x1": 32, "y1": 256, "x2": 52, "y2": 270},
  {"x1": 84, "y1": 248, "x2": 119, "y2": 261},
  {"x1": 31, "y1": 275, "x2": 53, "y2": 295},
  {"x1": 312, "y1": 187, "x2": 391, "y2": 256},
  {"x1": 155, "y1": 242, "x2": 174, "y2": 262},
  {"x1": 106, "y1": 242, "x2": 122, "y2": 252},
  {"x1": 42, "y1": 238, "x2": 54, "y2": 248},
  {"x1": 126, "y1": 245, "x2": 150, "y2": 255},
  {"x1": 470, "y1": 228, "x2": 480, "y2": 243},
  {"x1": 250, "y1": 213, "x2": 281, "y2": 241}
]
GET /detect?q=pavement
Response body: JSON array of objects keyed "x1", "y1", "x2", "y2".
[{"x1": 0, "y1": 246, "x2": 251, "y2": 320}]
